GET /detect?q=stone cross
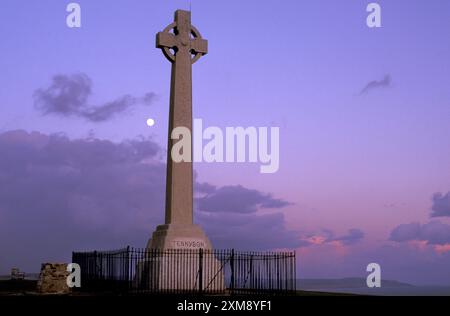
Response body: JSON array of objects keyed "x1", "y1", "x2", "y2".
[{"x1": 156, "y1": 10, "x2": 208, "y2": 226}]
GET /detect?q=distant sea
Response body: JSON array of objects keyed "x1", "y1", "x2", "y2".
[{"x1": 297, "y1": 278, "x2": 450, "y2": 296}]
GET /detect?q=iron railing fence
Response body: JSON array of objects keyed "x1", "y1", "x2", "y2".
[{"x1": 72, "y1": 247, "x2": 296, "y2": 294}]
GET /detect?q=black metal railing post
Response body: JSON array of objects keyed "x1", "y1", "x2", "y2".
[
  {"x1": 294, "y1": 251, "x2": 297, "y2": 293},
  {"x1": 198, "y1": 248, "x2": 203, "y2": 294},
  {"x1": 230, "y1": 249, "x2": 235, "y2": 294},
  {"x1": 125, "y1": 246, "x2": 130, "y2": 293}
]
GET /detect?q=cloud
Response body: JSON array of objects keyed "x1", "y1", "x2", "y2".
[
  {"x1": 195, "y1": 182, "x2": 217, "y2": 194},
  {"x1": 33, "y1": 73, "x2": 156, "y2": 122},
  {"x1": 197, "y1": 211, "x2": 306, "y2": 251},
  {"x1": 328, "y1": 228, "x2": 365, "y2": 246},
  {"x1": 359, "y1": 74, "x2": 391, "y2": 95},
  {"x1": 390, "y1": 221, "x2": 450, "y2": 247},
  {"x1": 430, "y1": 192, "x2": 450, "y2": 217},
  {"x1": 389, "y1": 223, "x2": 421, "y2": 242},
  {"x1": 193, "y1": 183, "x2": 298, "y2": 250},
  {"x1": 302, "y1": 228, "x2": 365, "y2": 247},
  {"x1": 0, "y1": 130, "x2": 166, "y2": 273},
  {"x1": 196, "y1": 185, "x2": 292, "y2": 213},
  {"x1": 0, "y1": 130, "x2": 298, "y2": 273},
  {"x1": 389, "y1": 192, "x2": 450, "y2": 252}
]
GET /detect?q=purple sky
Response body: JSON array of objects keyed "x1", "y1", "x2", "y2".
[{"x1": 0, "y1": 0, "x2": 449, "y2": 285}]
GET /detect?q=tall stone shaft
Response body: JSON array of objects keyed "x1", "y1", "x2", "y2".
[{"x1": 156, "y1": 10, "x2": 208, "y2": 226}]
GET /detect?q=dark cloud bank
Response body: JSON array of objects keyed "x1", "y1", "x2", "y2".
[
  {"x1": 195, "y1": 184, "x2": 299, "y2": 250},
  {"x1": 390, "y1": 221, "x2": 450, "y2": 246},
  {"x1": 323, "y1": 228, "x2": 365, "y2": 246},
  {"x1": 33, "y1": 73, "x2": 156, "y2": 122},
  {"x1": 3, "y1": 129, "x2": 447, "y2": 283},
  {"x1": 431, "y1": 192, "x2": 450, "y2": 217},
  {"x1": 0, "y1": 130, "x2": 306, "y2": 273}
]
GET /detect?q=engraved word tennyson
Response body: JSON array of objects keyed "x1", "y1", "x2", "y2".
[{"x1": 172, "y1": 240, "x2": 206, "y2": 249}]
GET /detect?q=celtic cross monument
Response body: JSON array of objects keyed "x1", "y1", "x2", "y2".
[{"x1": 147, "y1": 10, "x2": 212, "y2": 250}]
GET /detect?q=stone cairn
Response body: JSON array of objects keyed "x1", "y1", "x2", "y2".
[{"x1": 37, "y1": 263, "x2": 70, "y2": 294}]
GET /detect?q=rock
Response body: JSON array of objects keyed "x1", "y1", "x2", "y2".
[{"x1": 37, "y1": 263, "x2": 70, "y2": 294}]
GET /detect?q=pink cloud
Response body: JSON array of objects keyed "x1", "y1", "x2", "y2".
[
  {"x1": 327, "y1": 240, "x2": 351, "y2": 256},
  {"x1": 434, "y1": 244, "x2": 450, "y2": 254},
  {"x1": 407, "y1": 240, "x2": 429, "y2": 251},
  {"x1": 305, "y1": 235, "x2": 326, "y2": 245}
]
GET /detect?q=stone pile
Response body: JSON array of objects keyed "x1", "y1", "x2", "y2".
[{"x1": 37, "y1": 263, "x2": 70, "y2": 294}]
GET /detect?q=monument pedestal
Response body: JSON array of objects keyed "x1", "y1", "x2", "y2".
[
  {"x1": 147, "y1": 224, "x2": 212, "y2": 250},
  {"x1": 136, "y1": 225, "x2": 223, "y2": 293}
]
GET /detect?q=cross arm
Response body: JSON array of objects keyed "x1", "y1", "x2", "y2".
[
  {"x1": 156, "y1": 31, "x2": 176, "y2": 49},
  {"x1": 190, "y1": 38, "x2": 208, "y2": 55}
]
